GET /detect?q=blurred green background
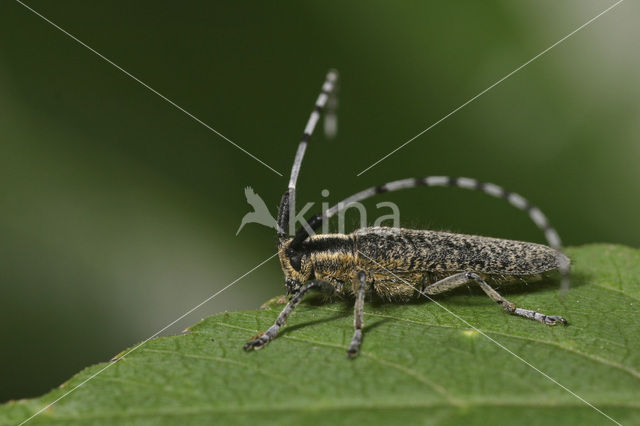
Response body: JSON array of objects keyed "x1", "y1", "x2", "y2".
[{"x1": 1, "y1": 0, "x2": 638, "y2": 403}]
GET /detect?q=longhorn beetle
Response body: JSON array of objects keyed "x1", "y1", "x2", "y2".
[{"x1": 243, "y1": 69, "x2": 569, "y2": 358}]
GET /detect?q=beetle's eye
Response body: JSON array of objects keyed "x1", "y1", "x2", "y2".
[{"x1": 289, "y1": 253, "x2": 302, "y2": 271}]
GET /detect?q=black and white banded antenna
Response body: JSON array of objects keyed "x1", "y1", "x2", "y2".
[
  {"x1": 280, "y1": 70, "x2": 339, "y2": 239},
  {"x1": 291, "y1": 176, "x2": 570, "y2": 291}
]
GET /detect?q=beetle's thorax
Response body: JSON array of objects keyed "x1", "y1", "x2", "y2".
[{"x1": 279, "y1": 234, "x2": 358, "y2": 294}]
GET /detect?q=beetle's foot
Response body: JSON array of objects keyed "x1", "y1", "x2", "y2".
[
  {"x1": 346, "y1": 329, "x2": 362, "y2": 359},
  {"x1": 243, "y1": 333, "x2": 270, "y2": 351},
  {"x1": 513, "y1": 307, "x2": 568, "y2": 326},
  {"x1": 346, "y1": 347, "x2": 359, "y2": 359},
  {"x1": 542, "y1": 315, "x2": 568, "y2": 326}
]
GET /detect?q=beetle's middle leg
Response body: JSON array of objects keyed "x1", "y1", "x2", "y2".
[
  {"x1": 423, "y1": 272, "x2": 567, "y2": 325},
  {"x1": 244, "y1": 280, "x2": 334, "y2": 351},
  {"x1": 347, "y1": 271, "x2": 370, "y2": 359}
]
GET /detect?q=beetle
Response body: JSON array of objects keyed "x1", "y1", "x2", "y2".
[{"x1": 243, "y1": 70, "x2": 569, "y2": 358}]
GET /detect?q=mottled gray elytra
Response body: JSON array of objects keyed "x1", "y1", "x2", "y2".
[{"x1": 243, "y1": 70, "x2": 569, "y2": 358}]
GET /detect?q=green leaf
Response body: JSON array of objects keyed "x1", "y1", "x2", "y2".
[{"x1": 2, "y1": 244, "x2": 639, "y2": 426}]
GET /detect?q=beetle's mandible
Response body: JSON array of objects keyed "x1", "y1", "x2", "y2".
[{"x1": 243, "y1": 70, "x2": 569, "y2": 358}]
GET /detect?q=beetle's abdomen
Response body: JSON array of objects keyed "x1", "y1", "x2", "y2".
[{"x1": 353, "y1": 227, "x2": 569, "y2": 277}]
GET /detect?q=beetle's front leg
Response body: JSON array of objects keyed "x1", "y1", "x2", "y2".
[
  {"x1": 347, "y1": 271, "x2": 370, "y2": 359},
  {"x1": 244, "y1": 280, "x2": 332, "y2": 351}
]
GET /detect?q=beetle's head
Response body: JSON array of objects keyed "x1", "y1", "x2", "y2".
[{"x1": 278, "y1": 239, "x2": 314, "y2": 294}]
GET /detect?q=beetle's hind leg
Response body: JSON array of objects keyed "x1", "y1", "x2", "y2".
[
  {"x1": 244, "y1": 280, "x2": 334, "y2": 351},
  {"x1": 423, "y1": 272, "x2": 567, "y2": 326},
  {"x1": 347, "y1": 271, "x2": 370, "y2": 359}
]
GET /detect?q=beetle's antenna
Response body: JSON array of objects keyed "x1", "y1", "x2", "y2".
[
  {"x1": 277, "y1": 69, "x2": 339, "y2": 243},
  {"x1": 287, "y1": 70, "x2": 339, "y2": 206},
  {"x1": 291, "y1": 176, "x2": 570, "y2": 291}
]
